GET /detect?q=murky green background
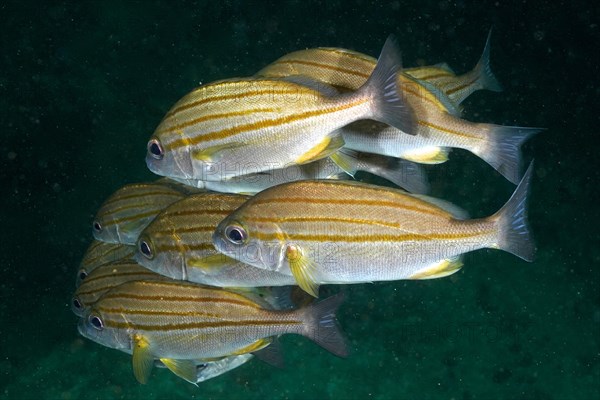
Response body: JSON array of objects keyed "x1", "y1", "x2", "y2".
[{"x1": 1, "y1": 1, "x2": 598, "y2": 399}]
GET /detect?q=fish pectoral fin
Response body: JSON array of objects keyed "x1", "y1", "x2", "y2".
[
  {"x1": 192, "y1": 142, "x2": 245, "y2": 162},
  {"x1": 296, "y1": 134, "x2": 345, "y2": 165},
  {"x1": 159, "y1": 358, "x2": 199, "y2": 385},
  {"x1": 408, "y1": 257, "x2": 464, "y2": 280},
  {"x1": 132, "y1": 334, "x2": 155, "y2": 384},
  {"x1": 401, "y1": 146, "x2": 450, "y2": 164},
  {"x1": 286, "y1": 244, "x2": 320, "y2": 297},
  {"x1": 188, "y1": 253, "x2": 238, "y2": 270}
]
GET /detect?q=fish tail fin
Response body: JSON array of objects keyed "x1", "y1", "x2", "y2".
[
  {"x1": 473, "y1": 125, "x2": 542, "y2": 184},
  {"x1": 472, "y1": 28, "x2": 503, "y2": 93},
  {"x1": 301, "y1": 293, "x2": 348, "y2": 357},
  {"x1": 362, "y1": 35, "x2": 416, "y2": 135},
  {"x1": 490, "y1": 161, "x2": 535, "y2": 261}
]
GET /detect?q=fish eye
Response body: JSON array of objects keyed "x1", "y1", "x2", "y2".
[
  {"x1": 89, "y1": 314, "x2": 104, "y2": 330},
  {"x1": 72, "y1": 297, "x2": 83, "y2": 310},
  {"x1": 225, "y1": 225, "x2": 247, "y2": 245},
  {"x1": 78, "y1": 269, "x2": 88, "y2": 281},
  {"x1": 148, "y1": 139, "x2": 164, "y2": 160},
  {"x1": 139, "y1": 240, "x2": 154, "y2": 259},
  {"x1": 92, "y1": 221, "x2": 102, "y2": 232}
]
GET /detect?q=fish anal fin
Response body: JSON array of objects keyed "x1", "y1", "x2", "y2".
[
  {"x1": 159, "y1": 358, "x2": 199, "y2": 385},
  {"x1": 296, "y1": 135, "x2": 345, "y2": 165},
  {"x1": 231, "y1": 338, "x2": 272, "y2": 356},
  {"x1": 401, "y1": 146, "x2": 449, "y2": 164},
  {"x1": 408, "y1": 258, "x2": 464, "y2": 280}
]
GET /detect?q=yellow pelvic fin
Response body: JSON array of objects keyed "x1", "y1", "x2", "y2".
[
  {"x1": 286, "y1": 244, "x2": 319, "y2": 298},
  {"x1": 401, "y1": 146, "x2": 449, "y2": 164},
  {"x1": 159, "y1": 358, "x2": 198, "y2": 385},
  {"x1": 132, "y1": 334, "x2": 155, "y2": 384},
  {"x1": 231, "y1": 338, "x2": 272, "y2": 356},
  {"x1": 408, "y1": 257, "x2": 464, "y2": 280},
  {"x1": 329, "y1": 150, "x2": 357, "y2": 177},
  {"x1": 296, "y1": 135, "x2": 345, "y2": 165},
  {"x1": 188, "y1": 253, "x2": 238, "y2": 270},
  {"x1": 192, "y1": 142, "x2": 245, "y2": 162}
]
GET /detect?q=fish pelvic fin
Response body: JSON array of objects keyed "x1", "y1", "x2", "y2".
[
  {"x1": 491, "y1": 161, "x2": 535, "y2": 261},
  {"x1": 286, "y1": 244, "x2": 320, "y2": 298},
  {"x1": 160, "y1": 358, "x2": 199, "y2": 385},
  {"x1": 475, "y1": 125, "x2": 542, "y2": 184},
  {"x1": 132, "y1": 334, "x2": 155, "y2": 384},
  {"x1": 362, "y1": 35, "x2": 416, "y2": 135},
  {"x1": 301, "y1": 293, "x2": 348, "y2": 357}
]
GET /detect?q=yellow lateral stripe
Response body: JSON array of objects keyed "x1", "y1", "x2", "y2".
[
  {"x1": 445, "y1": 75, "x2": 480, "y2": 95},
  {"x1": 243, "y1": 215, "x2": 442, "y2": 230},
  {"x1": 98, "y1": 307, "x2": 226, "y2": 319},
  {"x1": 165, "y1": 98, "x2": 370, "y2": 150},
  {"x1": 154, "y1": 243, "x2": 215, "y2": 253},
  {"x1": 101, "y1": 292, "x2": 261, "y2": 309},
  {"x1": 253, "y1": 230, "x2": 492, "y2": 243},
  {"x1": 101, "y1": 210, "x2": 162, "y2": 227},
  {"x1": 157, "y1": 108, "x2": 278, "y2": 136},
  {"x1": 251, "y1": 197, "x2": 450, "y2": 217},
  {"x1": 104, "y1": 319, "x2": 301, "y2": 331},
  {"x1": 82, "y1": 246, "x2": 132, "y2": 266},
  {"x1": 150, "y1": 225, "x2": 215, "y2": 235},
  {"x1": 271, "y1": 59, "x2": 371, "y2": 78},
  {"x1": 164, "y1": 88, "x2": 305, "y2": 120},
  {"x1": 417, "y1": 120, "x2": 482, "y2": 140},
  {"x1": 163, "y1": 209, "x2": 236, "y2": 218},
  {"x1": 100, "y1": 190, "x2": 181, "y2": 207},
  {"x1": 410, "y1": 71, "x2": 455, "y2": 80}
]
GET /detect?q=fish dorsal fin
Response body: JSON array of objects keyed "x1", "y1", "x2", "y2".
[
  {"x1": 159, "y1": 358, "x2": 199, "y2": 385},
  {"x1": 408, "y1": 194, "x2": 469, "y2": 220},
  {"x1": 132, "y1": 334, "x2": 155, "y2": 384}
]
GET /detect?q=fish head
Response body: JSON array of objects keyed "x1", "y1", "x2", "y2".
[
  {"x1": 134, "y1": 231, "x2": 187, "y2": 280},
  {"x1": 213, "y1": 216, "x2": 286, "y2": 273},
  {"x1": 78, "y1": 308, "x2": 131, "y2": 352},
  {"x1": 145, "y1": 135, "x2": 195, "y2": 179}
]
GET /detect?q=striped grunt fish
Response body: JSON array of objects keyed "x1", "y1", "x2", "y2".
[
  {"x1": 76, "y1": 240, "x2": 135, "y2": 287},
  {"x1": 172, "y1": 149, "x2": 429, "y2": 195},
  {"x1": 256, "y1": 44, "x2": 540, "y2": 184},
  {"x1": 403, "y1": 29, "x2": 502, "y2": 109},
  {"x1": 79, "y1": 280, "x2": 346, "y2": 383},
  {"x1": 213, "y1": 163, "x2": 536, "y2": 297},
  {"x1": 92, "y1": 181, "x2": 192, "y2": 245},
  {"x1": 135, "y1": 192, "x2": 296, "y2": 287},
  {"x1": 145, "y1": 36, "x2": 415, "y2": 181}
]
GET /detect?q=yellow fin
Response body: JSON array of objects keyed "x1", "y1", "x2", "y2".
[
  {"x1": 231, "y1": 338, "x2": 272, "y2": 356},
  {"x1": 296, "y1": 135, "x2": 345, "y2": 165},
  {"x1": 192, "y1": 142, "x2": 244, "y2": 162},
  {"x1": 188, "y1": 253, "x2": 238, "y2": 270},
  {"x1": 159, "y1": 358, "x2": 198, "y2": 385},
  {"x1": 409, "y1": 257, "x2": 464, "y2": 280},
  {"x1": 132, "y1": 334, "x2": 154, "y2": 384},
  {"x1": 286, "y1": 244, "x2": 319, "y2": 297},
  {"x1": 401, "y1": 146, "x2": 449, "y2": 164},
  {"x1": 329, "y1": 150, "x2": 357, "y2": 177}
]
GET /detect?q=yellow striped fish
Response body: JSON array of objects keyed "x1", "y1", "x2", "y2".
[
  {"x1": 145, "y1": 36, "x2": 415, "y2": 182},
  {"x1": 72, "y1": 259, "x2": 170, "y2": 317},
  {"x1": 76, "y1": 240, "x2": 135, "y2": 287},
  {"x1": 404, "y1": 29, "x2": 502, "y2": 109},
  {"x1": 256, "y1": 45, "x2": 539, "y2": 184},
  {"x1": 135, "y1": 192, "x2": 296, "y2": 287},
  {"x1": 172, "y1": 149, "x2": 429, "y2": 195},
  {"x1": 79, "y1": 280, "x2": 346, "y2": 383},
  {"x1": 92, "y1": 181, "x2": 191, "y2": 245},
  {"x1": 213, "y1": 163, "x2": 535, "y2": 297}
]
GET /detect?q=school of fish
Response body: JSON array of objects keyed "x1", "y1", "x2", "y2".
[{"x1": 73, "y1": 32, "x2": 539, "y2": 385}]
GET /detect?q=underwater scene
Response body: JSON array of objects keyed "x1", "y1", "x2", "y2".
[{"x1": 2, "y1": 1, "x2": 599, "y2": 399}]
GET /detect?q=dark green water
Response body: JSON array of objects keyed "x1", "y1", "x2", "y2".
[{"x1": 1, "y1": 1, "x2": 598, "y2": 399}]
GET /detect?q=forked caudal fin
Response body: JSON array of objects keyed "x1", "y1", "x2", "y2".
[
  {"x1": 473, "y1": 125, "x2": 542, "y2": 185},
  {"x1": 361, "y1": 35, "x2": 416, "y2": 136},
  {"x1": 492, "y1": 161, "x2": 535, "y2": 261},
  {"x1": 301, "y1": 293, "x2": 348, "y2": 358}
]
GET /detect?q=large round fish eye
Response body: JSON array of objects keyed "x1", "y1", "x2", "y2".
[
  {"x1": 225, "y1": 225, "x2": 247, "y2": 245},
  {"x1": 139, "y1": 240, "x2": 154, "y2": 259},
  {"x1": 78, "y1": 269, "x2": 88, "y2": 281},
  {"x1": 89, "y1": 314, "x2": 104, "y2": 330},
  {"x1": 92, "y1": 221, "x2": 102, "y2": 233},
  {"x1": 72, "y1": 297, "x2": 83, "y2": 310},
  {"x1": 147, "y1": 139, "x2": 164, "y2": 160}
]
